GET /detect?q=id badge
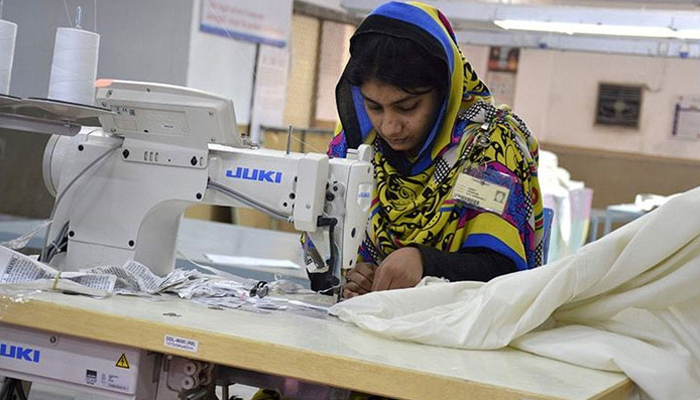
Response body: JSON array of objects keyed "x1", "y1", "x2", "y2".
[{"x1": 453, "y1": 167, "x2": 517, "y2": 216}]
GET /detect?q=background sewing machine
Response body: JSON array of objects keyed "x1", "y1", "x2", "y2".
[{"x1": 40, "y1": 79, "x2": 373, "y2": 293}]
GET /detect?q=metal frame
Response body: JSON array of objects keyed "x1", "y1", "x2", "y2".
[{"x1": 0, "y1": 113, "x2": 81, "y2": 137}]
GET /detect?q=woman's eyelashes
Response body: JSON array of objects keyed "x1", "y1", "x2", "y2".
[
  {"x1": 397, "y1": 102, "x2": 419, "y2": 113},
  {"x1": 366, "y1": 103, "x2": 383, "y2": 112},
  {"x1": 366, "y1": 101, "x2": 419, "y2": 114}
]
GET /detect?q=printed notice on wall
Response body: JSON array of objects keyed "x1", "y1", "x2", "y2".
[
  {"x1": 200, "y1": 0, "x2": 292, "y2": 47},
  {"x1": 672, "y1": 96, "x2": 700, "y2": 141},
  {"x1": 249, "y1": 44, "x2": 290, "y2": 143}
]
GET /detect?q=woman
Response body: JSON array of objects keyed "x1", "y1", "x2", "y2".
[
  {"x1": 331, "y1": 1, "x2": 545, "y2": 299},
  {"x1": 253, "y1": 3, "x2": 545, "y2": 399}
]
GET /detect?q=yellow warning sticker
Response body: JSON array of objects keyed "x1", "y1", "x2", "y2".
[{"x1": 116, "y1": 353, "x2": 130, "y2": 369}]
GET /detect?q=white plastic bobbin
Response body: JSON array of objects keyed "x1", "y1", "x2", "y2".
[
  {"x1": 183, "y1": 361, "x2": 200, "y2": 376},
  {"x1": 181, "y1": 375, "x2": 198, "y2": 390}
]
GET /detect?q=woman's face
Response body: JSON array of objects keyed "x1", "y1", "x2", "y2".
[{"x1": 360, "y1": 78, "x2": 440, "y2": 156}]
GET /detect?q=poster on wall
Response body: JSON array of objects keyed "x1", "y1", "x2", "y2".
[
  {"x1": 249, "y1": 45, "x2": 290, "y2": 143},
  {"x1": 488, "y1": 47, "x2": 519, "y2": 72},
  {"x1": 315, "y1": 21, "x2": 354, "y2": 123},
  {"x1": 671, "y1": 96, "x2": 700, "y2": 141},
  {"x1": 200, "y1": 0, "x2": 292, "y2": 47}
]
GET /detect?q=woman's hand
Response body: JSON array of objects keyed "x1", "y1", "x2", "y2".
[
  {"x1": 343, "y1": 262, "x2": 377, "y2": 299},
  {"x1": 372, "y1": 247, "x2": 423, "y2": 291}
]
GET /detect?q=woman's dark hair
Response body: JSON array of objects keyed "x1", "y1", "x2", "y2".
[{"x1": 345, "y1": 33, "x2": 448, "y2": 97}]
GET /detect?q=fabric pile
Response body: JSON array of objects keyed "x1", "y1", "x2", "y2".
[
  {"x1": 331, "y1": 186, "x2": 700, "y2": 399},
  {"x1": 539, "y1": 150, "x2": 593, "y2": 261}
]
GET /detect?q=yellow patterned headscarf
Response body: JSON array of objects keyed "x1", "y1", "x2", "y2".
[{"x1": 329, "y1": 1, "x2": 544, "y2": 270}]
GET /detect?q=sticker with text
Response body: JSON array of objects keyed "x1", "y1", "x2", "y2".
[{"x1": 164, "y1": 334, "x2": 199, "y2": 353}]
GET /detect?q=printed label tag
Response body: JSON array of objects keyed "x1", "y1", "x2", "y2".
[
  {"x1": 99, "y1": 371, "x2": 131, "y2": 392},
  {"x1": 453, "y1": 173, "x2": 510, "y2": 215},
  {"x1": 164, "y1": 334, "x2": 199, "y2": 353},
  {"x1": 85, "y1": 369, "x2": 131, "y2": 392}
]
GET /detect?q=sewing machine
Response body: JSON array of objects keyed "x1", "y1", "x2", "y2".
[
  {"x1": 40, "y1": 79, "x2": 373, "y2": 292},
  {"x1": 0, "y1": 80, "x2": 376, "y2": 398}
]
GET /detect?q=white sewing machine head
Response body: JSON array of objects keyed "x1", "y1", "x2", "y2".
[{"x1": 42, "y1": 80, "x2": 373, "y2": 293}]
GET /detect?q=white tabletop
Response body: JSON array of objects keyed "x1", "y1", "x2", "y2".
[{"x1": 0, "y1": 287, "x2": 633, "y2": 400}]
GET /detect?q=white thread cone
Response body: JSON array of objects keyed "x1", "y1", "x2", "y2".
[{"x1": 48, "y1": 27, "x2": 100, "y2": 104}]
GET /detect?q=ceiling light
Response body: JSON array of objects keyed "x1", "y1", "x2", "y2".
[{"x1": 494, "y1": 19, "x2": 700, "y2": 40}]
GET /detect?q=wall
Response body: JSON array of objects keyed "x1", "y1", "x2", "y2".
[
  {"x1": 511, "y1": 48, "x2": 700, "y2": 206},
  {"x1": 460, "y1": 44, "x2": 519, "y2": 107},
  {"x1": 0, "y1": 0, "x2": 193, "y2": 218},
  {"x1": 542, "y1": 143, "x2": 700, "y2": 208},
  {"x1": 4, "y1": 0, "x2": 191, "y2": 98},
  {"x1": 460, "y1": 44, "x2": 490, "y2": 85},
  {"x1": 301, "y1": 0, "x2": 345, "y2": 12},
  {"x1": 283, "y1": 14, "x2": 322, "y2": 130},
  {"x1": 97, "y1": 0, "x2": 192, "y2": 85},
  {"x1": 315, "y1": 20, "x2": 353, "y2": 123},
  {"x1": 264, "y1": 14, "x2": 325, "y2": 152},
  {"x1": 514, "y1": 49, "x2": 700, "y2": 161},
  {"x1": 187, "y1": 0, "x2": 257, "y2": 125}
]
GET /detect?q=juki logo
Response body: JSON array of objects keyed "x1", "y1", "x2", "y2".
[
  {"x1": 0, "y1": 342, "x2": 41, "y2": 363},
  {"x1": 226, "y1": 167, "x2": 282, "y2": 184}
]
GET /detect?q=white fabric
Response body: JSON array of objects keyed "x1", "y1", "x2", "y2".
[
  {"x1": 635, "y1": 193, "x2": 677, "y2": 212},
  {"x1": 330, "y1": 187, "x2": 700, "y2": 400},
  {"x1": 539, "y1": 150, "x2": 586, "y2": 247}
]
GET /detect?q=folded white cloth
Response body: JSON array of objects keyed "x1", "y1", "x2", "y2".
[{"x1": 331, "y1": 187, "x2": 700, "y2": 400}]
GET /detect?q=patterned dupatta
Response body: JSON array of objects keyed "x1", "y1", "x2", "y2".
[{"x1": 329, "y1": 1, "x2": 544, "y2": 270}]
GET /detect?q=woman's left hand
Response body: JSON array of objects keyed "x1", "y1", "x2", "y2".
[{"x1": 372, "y1": 247, "x2": 423, "y2": 291}]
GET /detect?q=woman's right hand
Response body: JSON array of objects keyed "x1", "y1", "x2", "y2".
[{"x1": 343, "y1": 262, "x2": 377, "y2": 299}]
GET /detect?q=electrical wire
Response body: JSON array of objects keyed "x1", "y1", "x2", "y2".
[
  {"x1": 206, "y1": 180, "x2": 291, "y2": 222},
  {"x1": 314, "y1": 217, "x2": 340, "y2": 295},
  {"x1": 43, "y1": 221, "x2": 69, "y2": 262},
  {"x1": 208, "y1": 180, "x2": 342, "y2": 295},
  {"x1": 46, "y1": 222, "x2": 70, "y2": 262},
  {"x1": 207, "y1": 179, "x2": 344, "y2": 295},
  {"x1": 40, "y1": 145, "x2": 120, "y2": 262},
  {"x1": 0, "y1": 379, "x2": 28, "y2": 400},
  {"x1": 0, "y1": 378, "x2": 9, "y2": 400},
  {"x1": 15, "y1": 380, "x2": 28, "y2": 400}
]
